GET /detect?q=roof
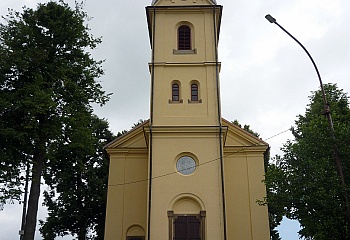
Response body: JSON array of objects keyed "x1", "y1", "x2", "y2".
[
  {"x1": 151, "y1": 0, "x2": 217, "y2": 6},
  {"x1": 222, "y1": 118, "x2": 269, "y2": 146},
  {"x1": 104, "y1": 120, "x2": 150, "y2": 149}
]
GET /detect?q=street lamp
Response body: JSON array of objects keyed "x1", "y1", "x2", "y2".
[{"x1": 265, "y1": 14, "x2": 350, "y2": 236}]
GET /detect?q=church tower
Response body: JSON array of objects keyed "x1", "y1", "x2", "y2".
[
  {"x1": 104, "y1": 1, "x2": 270, "y2": 239},
  {"x1": 146, "y1": 0, "x2": 225, "y2": 239}
]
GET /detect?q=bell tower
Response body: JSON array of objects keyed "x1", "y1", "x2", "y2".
[
  {"x1": 145, "y1": 0, "x2": 226, "y2": 239},
  {"x1": 147, "y1": 0, "x2": 222, "y2": 126}
]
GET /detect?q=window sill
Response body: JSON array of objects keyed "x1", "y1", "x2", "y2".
[
  {"x1": 169, "y1": 99, "x2": 183, "y2": 104},
  {"x1": 188, "y1": 99, "x2": 202, "y2": 104},
  {"x1": 173, "y1": 49, "x2": 197, "y2": 55}
]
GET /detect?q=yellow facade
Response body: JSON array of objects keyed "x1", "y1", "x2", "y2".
[{"x1": 104, "y1": 0, "x2": 270, "y2": 239}]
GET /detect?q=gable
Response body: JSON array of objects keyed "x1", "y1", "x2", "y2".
[
  {"x1": 222, "y1": 119, "x2": 268, "y2": 148},
  {"x1": 152, "y1": 0, "x2": 217, "y2": 6},
  {"x1": 105, "y1": 121, "x2": 149, "y2": 150}
]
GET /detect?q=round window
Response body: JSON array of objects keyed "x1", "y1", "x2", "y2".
[{"x1": 176, "y1": 156, "x2": 196, "y2": 175}]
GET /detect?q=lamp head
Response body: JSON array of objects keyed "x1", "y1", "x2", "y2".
[{"x1": 265, "y1": 14, "x2": 276, "y2": 23}]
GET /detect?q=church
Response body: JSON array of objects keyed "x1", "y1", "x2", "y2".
[{"x1": 104, "y1": 0, "x2": 270, "y2": 239}]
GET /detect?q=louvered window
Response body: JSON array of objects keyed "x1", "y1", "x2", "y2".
[
  {"x1": 172, "y1": 84, "x2": 180, "y2": 101},
  {"x1": 178, "y1": 25, "x2": 191, "y2": 50},
  {"x1": 191, "y1": 84, "x2": 198, "y2": 101}
]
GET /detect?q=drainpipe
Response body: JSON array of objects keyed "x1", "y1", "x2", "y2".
[
  {"x1": 213, "y1": 5, "x2": 227, "y2": 240},
  {"x1": 147, "y1": 6, "x2": 156, "y2": 240}
]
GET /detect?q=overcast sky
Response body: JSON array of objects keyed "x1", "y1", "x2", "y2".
[{"x1": 1, "y1": 0, "x2": 350, "y2": 239}]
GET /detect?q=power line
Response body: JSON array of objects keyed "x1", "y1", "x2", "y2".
[
  {"x1": 264, "y1": 128, "x2": 291, "y2": 141},
  {"x1": 108, "y1": 128, "x2": 291, "y2": 187}
]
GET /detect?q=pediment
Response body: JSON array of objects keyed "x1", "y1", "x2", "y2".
[
  {"x1": 104, "y1": 118, "x2": 267, "y2": 151},
  {"x1": 222, "y1": 119, "x2": 268, "y2": 147},
  {"x1": 105, "y1": 121, "x2": 149, "y2": 150},
  {"x1": 152, "y1": 0, "x2": 217, "y2": 6}
]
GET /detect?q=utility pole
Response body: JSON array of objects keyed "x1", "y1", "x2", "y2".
[{"x1": 265, "y1": 14, "x2": 350, "y2": 237}]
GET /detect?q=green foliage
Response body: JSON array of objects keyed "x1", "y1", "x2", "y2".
[
  {"x1": 133, "y1": 119, "x2": 146, "y2": 128},
  {"x1": 40, "y1": 115, "x2": 114, "y2": 240},
  {"x1": 0, "y1": 1, "x2": 109, "y2": 239},
  {"x1": 116, "y1": 119, "x2": 145, "y2": 137},
  {"x1": 232, "y1": 119, "x2": 260, "y2": 138},
  {"x1": 265, "y1": 84, "x2": 350, "y2": 239}
]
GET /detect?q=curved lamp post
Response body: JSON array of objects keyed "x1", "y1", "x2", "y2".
[{"x1": 265, "y1": 14, "x2": 350, "y2": 236}]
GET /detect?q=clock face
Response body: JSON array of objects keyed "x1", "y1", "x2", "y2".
[{"x1": 176, "y1": 156, "x2": 196, "y2": 175}]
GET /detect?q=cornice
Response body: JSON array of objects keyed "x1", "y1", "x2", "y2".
[
  {"x1": 223, "y1": 145, "x2": 269, "y2": 154},
  {"x1": 144, "y1": 125, "x2": 228, "y2": 134},
  {"x1": 151, "y1": 0, "x2": 218, "y2": 6},
  {"x1": 106, "y1": 148, "x2": 148, "y2": 155},
  {"x1": 148, "y1": 62, "x2": 221, "y2": 72},
  {"x1": 149, "y1": 62, "x2": 221, "y2": 66}
]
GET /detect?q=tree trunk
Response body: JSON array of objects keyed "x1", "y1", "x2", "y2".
[
  {"x1": 78, "y1": 229, "x2": 87, "y2": 240},
  {"x1": 23, "y1": 147, "x2": 45, "y2": 240},
  {"x1": 77, "y1": 174, "x2": 87, "y2": 240}
]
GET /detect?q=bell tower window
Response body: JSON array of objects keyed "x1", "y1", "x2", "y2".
[
  {"x1": 172, "y1": 83, "x2": 180, "y2": 101},
  {"x1": 169, "y1": 82, "x2": 183, "y2": 104},
  {"x1": 178, "y1": 25, "x2": 191, "y2": 50},
  {"x1": 191, "y1": 84, "x2": 198, "y2": 101}
]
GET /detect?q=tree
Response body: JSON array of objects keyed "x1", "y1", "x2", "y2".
[
  {"x1": 40, "y1": 119, "x2": 146, "y2": 239},
  {"x1": 232, "y1": 119, "x2": 260, "y2": 138},
  {"x1": 265, "y1": 84, "x2": 350, "y2": 239},
  {"x1": 40, "y1": 115, "x2": 114, "y2": 240},
  {"x1": 0, "y1": 1, "x2": 109, "y2": 239}
]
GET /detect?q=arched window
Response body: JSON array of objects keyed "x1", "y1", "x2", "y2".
[
  {"x1": 126, "y1": 225, "x2": 145, "y2": 240},
  {"x1": 178, "y1": 25, "x2": 191, "y2": 50},
  {"x1": 191, "y1": 84, "x2": 198, "y2": 101},
  {"x1": 172, "y1": 83, "x2": 180, "y2": 101}
]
